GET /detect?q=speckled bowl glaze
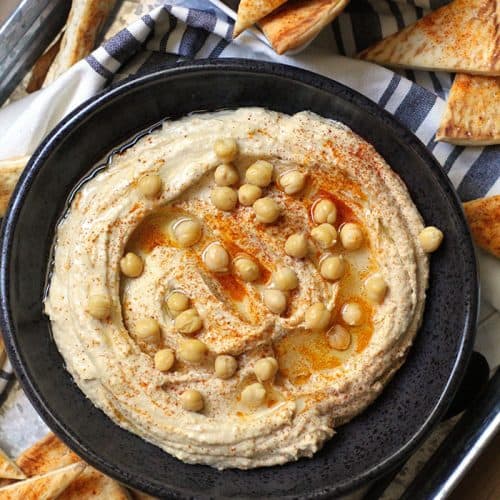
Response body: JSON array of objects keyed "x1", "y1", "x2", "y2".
[{"x1": 0, "y1": 60, "x2": 478, "y2": 498}]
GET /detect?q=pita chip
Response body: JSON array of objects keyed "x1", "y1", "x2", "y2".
[
  {"x1": 17, "y1": 433, "x2": 130, "y2": 499},
  {"x1": 260, "y1": 0, "x2": 349, "y2": 54},
  {"x1": 0, "y1": 462, "x2": 85, "y2": 500},
  {"x1": 0, "y1": 448, "x2": 25, "y2": 481},
  {"x1": 233, "y1": 0, "x2": 288, "y2": 37},
  {"x1": 26, "y1": 35, "x2": 63, "y2": 93},
  {"x1": 0, "y1": 336, "x2": 5, "y2": 367},
  {"x1": 58, "y1": 467, "x2": 131, "y2": 500},
  {"x1": 359, "y1": 0, "x2": 500, "y2": 75},
  {"x1": 437, "y1": 74, "x2": 500, "y2": 145},
  {"x1": 0, "y1": 157, "x2": 29, "y2": 218},
  {"x1": 44, "y1": 0, "x2": 118, "y2": 86},
  {"x1": 1, "y1": 0, "x2": 116, "y2": 214},
  {"x1": 463, "y1": 195, "x2": 500, "y2": 258},
  {"x1": 259, "y1": 0, "x2": 349, "y2": 54},
  {"x1": 16, "y1": 434, "x2": 80, "y2": 477},
  {"x1": 130, "y1": 489, "x2": 157, "y2": 499}
]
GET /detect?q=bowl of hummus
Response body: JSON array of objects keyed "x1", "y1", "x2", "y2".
[{"x1": 0, "y1": 60, "x2": 478, "y2": 498}]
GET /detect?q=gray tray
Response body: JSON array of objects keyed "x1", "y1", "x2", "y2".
[
  {"x1": 0, "y1": 3, "x2": 497, "y2": 497},
  {"x1": 0, "y1": 0, "x2": 70, "y2": 106}
]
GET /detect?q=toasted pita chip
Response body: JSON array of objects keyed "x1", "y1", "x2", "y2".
[
  {"x1": 359, "y1": 0, "x2": 500, "y2": 75},
  {"x1": 16, "y1": 434, "x2": 80, "y2": 477},
  {"x1": 0, "y1": 462, "x2": 85, "y2": 500},
  {"x1": 463, "y1": 195, "x2": 500, "y2": 258},
  {"x1": 0, "y1": 448, "x2": 25, "y2": 481},
  {"x1": 26, "y1": 35, "x2": 63, "y2": 93},
  {"x1": 233, "y1": 0, "x2": 288, "y2": 37},
  {"x1": 17, "y1": 433, "x2": 130, "y2": 499},
  {"x1": 437, "y1": 74, "x2": 500, "y2": 145},
  {"x1": 58, "y1": 467, "x2": 131, "y2": 500},
  {"x1": 130, "y1": 489, "x2": 157, "y2": 499},
  {"x1": 260, "y1": 0, "x2": 349, "y2": 54},
  {"x1": 44, "y1": 0, "x2": 118, "y2": 86},
  {"x1": 0, "y1": 157, "x2": 30, "y2": 218},
  {"x1": 0, "y1": 336, "x2": 5, "y2": 367}
]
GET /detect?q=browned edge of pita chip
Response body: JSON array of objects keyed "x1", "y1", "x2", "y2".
[
  {"x1": 233, "y1": 0, "x2": 289, "y2": 37},
  {"x1": 0, "y1": 448, "x2": 25, "y2": 481},
  {"x1": 0, "y1": 157, "x2": 30, "y2": 218},
  {"x1": 0, "y1": 336, "x2": 5, "y2": 368},
  {"x1": 0, "y1": 462, "x2": 85, "y2": 499},
  {"x1": 26, "y1": 35, "x2": 64, "y2": 93},
  {"x1": 463, "y1": 195, "x2": 500, "y2": 258},
  {"x1": 358, "y1": 0, "x2": 500, "y2": 75},
  {"x1": 16, "y1": 433, "x2": 131, "y2": 499},
  {"x1": 436, "y1": 74, "x2": 500, "y2": 145},
  {"x1": 259, "y1": 0, "x2": 350, "y2": 54},
  {"x1": 44, "y1": 0, "x2": 118, "y2": 86},
  {"x1": 130, "y1": 488, "x2": 158, "y2": 500},
  {"x1": 58, "y1": 467, "x2": 132, "y2": 499},
  {"x1": 16, "y1": 434, "x2": 80, "y2": 477}
]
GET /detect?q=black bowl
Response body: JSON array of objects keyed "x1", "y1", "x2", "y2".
[{"x1": 0, "y1": 60, "x2": 478, "y2": 498}]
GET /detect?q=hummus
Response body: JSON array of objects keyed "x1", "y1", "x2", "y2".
[{"x1": 45, "y1": 108, "x2": 432, "y2": 469}]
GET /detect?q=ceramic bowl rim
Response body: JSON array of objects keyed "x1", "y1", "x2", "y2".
[{"x1": 0, "y1": 59, "x2": 479, "y2": 498}]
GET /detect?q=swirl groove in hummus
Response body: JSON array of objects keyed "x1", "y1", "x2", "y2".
[{"x1": 45, "y1": 108, "x2": 430, "y2": 469}]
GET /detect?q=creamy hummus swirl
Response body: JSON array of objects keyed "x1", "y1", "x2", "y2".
[{"x1": 45, "y1": 108, "x2": 429, "y2": 469}]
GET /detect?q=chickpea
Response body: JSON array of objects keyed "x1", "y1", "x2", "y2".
[
  {"x1": 273, "y1": 267, "x2": 298, "y2": 291},
  {"x1": 340, "y1": 223, "x2": 364, "y2": 251},
  {"x1": 280, "y1": 170, "x2": 306, "y2": 195},
  {"x1": 180, "y1": 389, "x2": 204, "y2": 412},
  {"x1": 285, "y1": 233, "x2": 308, "y2": 258},
  {"x1": 203, "y1": 243, "x2": 230, "y2": 272},
  {"x1": 166, "y1": 292, "x2": 190, "y2": 317},
  {"x1": 214, "y1": 355, "x2": 238, "y2": 379},
  {"x1": 365, "y1": 274, "x2": 388, "y2": 303},
  {"x1": 263, "y1": 289, "x2": 287, "y2": 315},
  {"x1": 253, "y1": 197, "x2": 280, "y2": 224},
  {"x1": 419, "y1": 226, "x2": 443, "y2": 253},
  {"x1": 238, "y1": 184, "x2": 262, "y2": 206},
  {"x1": 320, "y1": 255, "x2": 345, "y2": 281},
  {"x1": 233, "y1": 257, "x2": 260, "y2": 282},
  {"x1": 328, "y1": 325, "x2": 351, "y2": 351},
  {"x1": 138, "y1": 174, "x2": 162, "y2": 199},
  {"x1": 341, "y1": 302, "x2": 363, "y2": 326},
  {"x1": 211, "y1": 186, "x2": 238, "y2": 211},
  {"x1": 88, "y1": 294, "x2": 111, "y2": 320},
  {"x1": 304, "y1": 303, "x2": 331, "y2": 331},
  {"x1": 120, "y1": 252, "x2": 144, "y2": 278},
  {"x1": 154, "y1": 348, "x2": 175, "y2": 371},
  {"x1": 135, "y1": 318, "x2": 161, "y2": 343},
  {"x1": 245, "y1": 160, "x2": 273, "y2": 187},
  {"x1": 313, "y1": 199, "x2": 337, "y2": 224},
  {"x1": 241, "y1": 383, "x2": 266, "y2": 407},
  {"x1": 254, "y1": 357, "x2": 278, "y2": 382},
  {"x1": 214, "y1": 163, "x2": 239, "y2": 186},
  {"x1": 311, "y1": 223, "x2": 337, "y2": 249},
  {"x1": 214, "y1": 138, "x2": 238, "y2": 162},
  {"x1": 174, "y1": 308, "x2": 203, "y2": 335},
  {"x1": 177, "y1": 339, "x2": 207, "y2": 363},
  {"x1": 173, "y1": 218, "x2": 202, "y2": 247}
]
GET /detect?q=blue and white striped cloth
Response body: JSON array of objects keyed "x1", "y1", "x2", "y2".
[
  {"x1": 1, "y1": 0, "x2": 498, "y2": 200},
  {"x1": 0, "y1": 0, "x2": 498, "y2": 398},
  {"x1": 0, "y1": 344, "x2": 11, "y2": 402}
]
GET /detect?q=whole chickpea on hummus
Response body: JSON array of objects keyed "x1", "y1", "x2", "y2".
[{"x1": 45, "y1": 108, "x2": 443, "y2": 470}]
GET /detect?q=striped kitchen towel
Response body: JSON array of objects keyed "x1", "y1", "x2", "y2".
[
  {"x1": 0, "y1": 340, "x2": 12, "y2": 402},
  {"x1": 0, "y1": 0, "x2": 498, "y2": 402}
]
